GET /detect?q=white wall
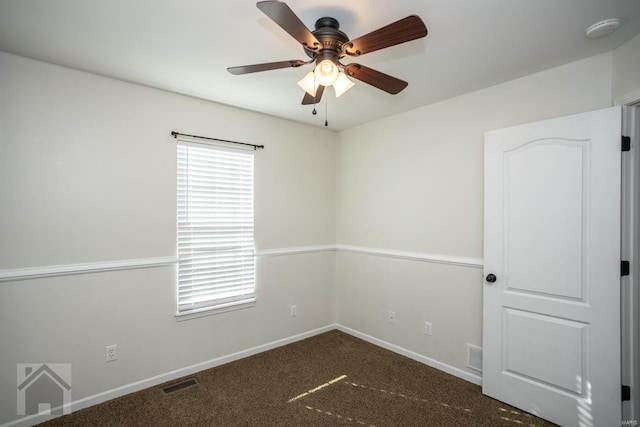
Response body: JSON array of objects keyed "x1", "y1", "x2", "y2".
[
  {"x1": 335, "y1": 52, "x2": 614, "y2": 378},
  {"x1": 0, "y1": 52, "x2": 336, "y2": 425},
  {"x1": 613, "y1": 33, "x2": 640, "y2": 103}
]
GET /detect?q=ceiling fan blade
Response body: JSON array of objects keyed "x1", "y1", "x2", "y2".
[
  {"x1": 301, "y1": 85, "x2": 325, "y2": 105},
  {"x1": 257, "y1": 1, "x2": 321, "y2": 52},
  {"x1": 227, "y1": 59, "x2": 307, "y2": 75},
  {"x1": 343, "y1": 15, "x2": 427, "y2": 56},
  {"x1": 343, "y1": 63, "x2": 408, "y2": 94}
]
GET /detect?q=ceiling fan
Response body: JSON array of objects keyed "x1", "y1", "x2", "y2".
[{"x1": 227, "y1": 1, "x2": 428, "y2": 105}]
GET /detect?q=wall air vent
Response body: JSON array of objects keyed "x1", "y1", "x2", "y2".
[{"x1": 466, "y1": 344, "x2": 483, "y2": 372}]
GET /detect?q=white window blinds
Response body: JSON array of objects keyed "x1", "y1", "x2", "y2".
[{"x1": 177, "y1": 140, "x2": 255, "y2": 317}]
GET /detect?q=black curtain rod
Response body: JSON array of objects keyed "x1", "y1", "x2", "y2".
[{"x1": 171, "y1": 131, "x2": 264, "y2": 150}]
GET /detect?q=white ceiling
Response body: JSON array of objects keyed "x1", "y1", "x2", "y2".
[{"x1": 1, "y1": 0, "x2": 639, "y2": 131}]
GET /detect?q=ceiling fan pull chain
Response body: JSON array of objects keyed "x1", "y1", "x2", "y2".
[
  {"x1": 324, "y1": 95, "x2": 328, "y2": 127},
  {"x1": 312, "y1": 70, "x2": 318, "y2": 116}
]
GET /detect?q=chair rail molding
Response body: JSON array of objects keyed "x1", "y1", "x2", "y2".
[
  {"x1": 0, "y1": 256, "x2": 178, "y2": 282},
  {"x1": 335, "y1": 244, "x2": 484, "y2": 268}
]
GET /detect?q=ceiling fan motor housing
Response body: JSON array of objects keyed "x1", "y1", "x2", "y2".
[{"x1": 304, "y1": 17, "x2": 349, "y2": 65}]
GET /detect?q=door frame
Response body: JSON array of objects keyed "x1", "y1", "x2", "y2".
[{"x1": 618, "y1": 91, "x2": 640, "y2": 422}]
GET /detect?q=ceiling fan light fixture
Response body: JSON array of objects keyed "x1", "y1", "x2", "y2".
[
  {"x1": 297, "y1": 71, "x2": 319, "y2": 96},
  {"x1": 333, "y1": 71, "x2": 355, "y2": 97},
  {"x1": 315, "y1": 59, "x2": 339, "y2": 86}
]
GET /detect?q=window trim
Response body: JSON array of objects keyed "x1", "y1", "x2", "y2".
[{"x1": 175, "y1": 298, "x2": 256, "y2": 321}]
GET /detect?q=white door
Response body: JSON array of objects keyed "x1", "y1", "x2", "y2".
[{"x1": 483, "y1": 106, "x2": 622, "y2": 427}]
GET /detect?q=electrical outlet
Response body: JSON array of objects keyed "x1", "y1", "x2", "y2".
[
  {"x1": 424, "y1": 321, "x2": 433, "y2": 336},
  {"x1": 388, "y1": 311, "x2": 396, "y2": 323},
  {"x1": 106, "y1": 344, "x2": 117, "y2": 362},
  {"x1": 290, "y1": 305, "x2": 297, "y2": 317}
]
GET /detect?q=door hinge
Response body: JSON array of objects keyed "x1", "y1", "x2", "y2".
[
  {"x1": 622, "y1": 136, "x2": 631, "y2": 152},
  {"x1": 622, "y1": 385, "x2": 631, "y2": 401},
  {"x1": 621, "y1": 260, "x2": 630, "y2": 276}
]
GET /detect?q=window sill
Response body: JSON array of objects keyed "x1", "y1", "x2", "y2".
[{"x1": 175, "y1": 297, "x2": 256, "y2": 322}]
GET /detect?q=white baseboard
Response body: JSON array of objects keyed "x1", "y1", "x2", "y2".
[
  {"x1": 335, "y1": 324, "x2": 483, "y2": 386},
  {"x1": 5, "y1": 323, "x2": 481, "y2": 427},
  {"x1": 4, "y1": 325, "x2": 335, "y2": 427}
]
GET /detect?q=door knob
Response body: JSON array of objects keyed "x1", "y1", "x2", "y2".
[{"x1": 485, "y1": 274, "x2": 497, "y2": 283}]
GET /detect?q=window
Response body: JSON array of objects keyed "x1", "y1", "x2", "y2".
[{"x1": 176, "y1": 140, "x2": 255, "y2": 319}]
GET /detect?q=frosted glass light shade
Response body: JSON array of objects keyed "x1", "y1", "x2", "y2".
[
  {"x1": 297, "y1": 71, "x2": 319, "y2": 96},
  {"x1": 314, "y1": 59, "x2": 339, "y2": 86},
  {"x1": 333, "y1": 72, "x2": 355, "y2": 97}
]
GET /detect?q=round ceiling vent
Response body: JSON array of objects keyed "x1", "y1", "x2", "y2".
[{"x1": 586, "y1": 18, "x2": 621, "y2": 39}]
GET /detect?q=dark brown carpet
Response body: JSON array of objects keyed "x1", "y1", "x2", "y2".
[{"x1": 41, "y1": 330, "x2": 555, "y2": 426}]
